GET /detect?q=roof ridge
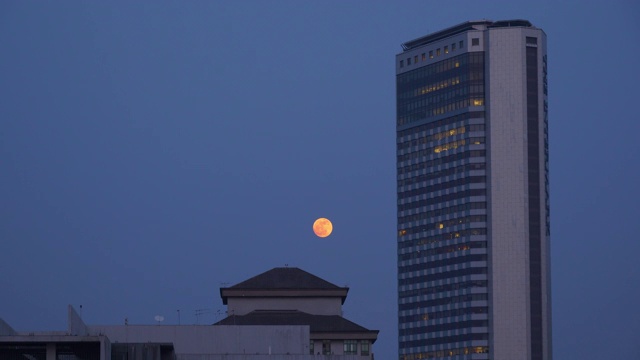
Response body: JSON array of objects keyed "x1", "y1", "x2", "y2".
[{"x1": 227, "y1": 267, "x2": 344, "y2": 290}]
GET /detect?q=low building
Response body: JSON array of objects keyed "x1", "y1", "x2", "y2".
[
  {"x1": 216, "y1": 267, "x2": 379, "y2": 356},
  {"x1": 0, "y1": 267, "x2": 378, "y2": 360}
]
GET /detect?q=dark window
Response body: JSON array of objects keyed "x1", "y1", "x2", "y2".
[
  {"x1": 344, "y1": 340, "x2": 357, "y2": 355},
  {"x1": 398, "y1": 265, "x2": 488, "y2": 286},
  {"x1": 361, "y1": 341, "x2": 370, "y2": 356},
  {"x1": 400, "y1": 60, "x2": 404, "y2": 68},
  {"x1": 399, "y1": 306, "x2": 488, "y2": 323},
  {"x1": 459, "y1": 40, "x2": 464, "y2": 48},
  {"x1": 400, "y1": 320, "x2": 489, "y2": 336},
  {"x1": 397, "y1": 200, "x2": 487, "y2": 225},
  {"x1": 56, "y1": 342, "x2": 100, "y2": 360},
  {"x1": 397, "y1": 187, "x2": 488, "y2": 213},
  {"x1": 322, "y1": 340, "x2": 331, "y2": 355},
  {"x1": 400, "y1": 332, "x2": 488, "y2": 348},
  {"x1": 407, "y1": 57, "x2": 411, "y2": 65},
  {"x1": 414, "y1": 55, "x2": 418, "y2": 63},
  {"x1": 436, "y1": 48, "x2": 441, "y2": 56},
  {"x1": 526, "y1": 36, "x2": 538, "y2": 44},
  {"x1": 452, "y1": 42, "x2": 456, "y2": 51},
  {"x1": 398, "y1": 253, "x2": 488, "y2": 274},
  {"x1": 422, "y1": 53, "x2": 426, "y2": 61},
  {"x1": 399, "y1": 293, "x2": 488, "y2": 311},
  {"x1": 0, "y1": 344, "x2": 47, "y2": 360},
  {"x1": 399, "y1": 280, "x2": 488, "y2": 298},
  {"x1": 310, "y1": 341, "x2": 314, "y2": 355},
  {"x1": 472, "y1": 38, "x2": 479, "y2": 46}
]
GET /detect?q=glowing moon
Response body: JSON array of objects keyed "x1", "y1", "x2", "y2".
[{"x1": 313, "y1": 218, "x2": 333, "y2": 238}]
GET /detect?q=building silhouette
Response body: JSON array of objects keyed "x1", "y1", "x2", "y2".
[
  {"x1": 0, "y1": 267, "x2": 378, "y2": 359},
  {"x1": 396, "y1": 20, "x2": 551, "y2": 360}
]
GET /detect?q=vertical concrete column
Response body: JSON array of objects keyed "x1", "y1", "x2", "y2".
[{"x1": 46, "y1": 343, "x2": 56, "y2": 360}]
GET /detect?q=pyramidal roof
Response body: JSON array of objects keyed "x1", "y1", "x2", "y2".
[
  {"x1": 229, "y1": 267, "x2": 344, "y2": 290},
  {"x1": 219, "y1": 267, "x2": 349, "y2": 305}
]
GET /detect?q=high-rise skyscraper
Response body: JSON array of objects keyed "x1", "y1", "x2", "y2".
[{"x1": 396, "y1": 20, "x2": 551, "y2": 360}]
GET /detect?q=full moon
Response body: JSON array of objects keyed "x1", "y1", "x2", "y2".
[{"x1": 313, "y1": 218, "x2": 333, "y2": 238}]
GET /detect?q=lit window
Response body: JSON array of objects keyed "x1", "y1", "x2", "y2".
[
  {"x1": 455, "y1": 62, "x2": 460, "y2": 68},
  {"x1": 473, "y1": 99, "x2": 484, "y2": 106},
  {"x1": 433, "y1": 139, "x2": 466, "y2": 154},
  {"x1": 399, "y1": 60, "x2": 404, "y2": 68},
  {"x1": 444, "y1": 46, "x2": 449, "y2": 54},
  {"x1": 421, "y1": 53, "x2": 426, "y2": 61},
  {"x1": 436, "y1": 48, "x2": 441, "y2": 56},
  {"x1": 472, "y1": 38, "x2": 479, "y2": 46},
  {"x1": 429, "y1": 50, "x2": 433, "y2": 59},
  {"x1": 452, "y1": 42, "x2": 456, "y2": 51}
]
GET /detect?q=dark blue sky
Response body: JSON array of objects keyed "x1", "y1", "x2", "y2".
[{"x1": 1, "y1": 2, "x2": 639, "y2": 359}]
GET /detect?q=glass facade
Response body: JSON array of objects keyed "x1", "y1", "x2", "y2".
[
  {"x1": 397, "y1": 50, "x2": 489, "y2": 359},
  {"x1": 397, "y1": 53, "x2": 485, "y2": 126}
]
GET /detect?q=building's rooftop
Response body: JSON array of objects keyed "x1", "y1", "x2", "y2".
[
  {"x1": 214, "y1": 310, "x2": 378, "y2": 341},
  {"x1": 402, "y1": 19, "x2": 534, "y2": 51},
  {"x1": 220, "y1": 267, "x2": 349, "y2": 304},
  {"x1": 227, "y1": 267, "x2": 343, "y2": 290}
]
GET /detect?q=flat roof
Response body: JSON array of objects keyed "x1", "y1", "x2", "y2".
[{"x1": 401, "y1": 19, "x2": 534, "y2": 51}]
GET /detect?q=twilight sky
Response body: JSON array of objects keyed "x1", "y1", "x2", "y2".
[{"x1": 1, "y1": 1, "x2": 639, "y2": 359}]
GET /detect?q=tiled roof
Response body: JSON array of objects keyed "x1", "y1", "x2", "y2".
[
  {"x1": 228, "y1": 267, "x2": 344, "y2": 290},
  {"x1": 214, "y1": 310, "x2": 378, "y2": 339}
]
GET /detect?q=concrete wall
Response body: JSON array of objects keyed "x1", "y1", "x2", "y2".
[
  {"x1": 485, "y1": 26, "x2": 530, "y2": 360},
  {"x1": 485, "y1": 26, "x2": 550, "y2": 360},
  {"x1": 227, "y1": 298, "x2": 342, "y2": 316},
  {"x1": 89, "y1": 325, "x2": 309, "y2": 356},
  {"x1": 68, "y1": 304, "x2": 88, "y2": 336}
]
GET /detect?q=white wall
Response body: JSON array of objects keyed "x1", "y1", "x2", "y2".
[{"x1": 89, "y1": 325, "x2": 308, "y2": 356}]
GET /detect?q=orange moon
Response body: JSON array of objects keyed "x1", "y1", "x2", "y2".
[{"x1": 313, "y1": 218, "x2": 333, "y2": 238}]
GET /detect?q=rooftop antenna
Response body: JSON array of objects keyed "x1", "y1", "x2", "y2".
[
  {"x1": 154, "y1": 315, "x2": 164, "y2": 325},
  {"x1": 79, "y1": 305, "x2": 83, "y2": 319},
  {"x1": 194, "y1": 309, "x2": 211, "y2": 324},
  {"x1": 215, "y1": 309, "x2": 224, "y2": 322}
]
